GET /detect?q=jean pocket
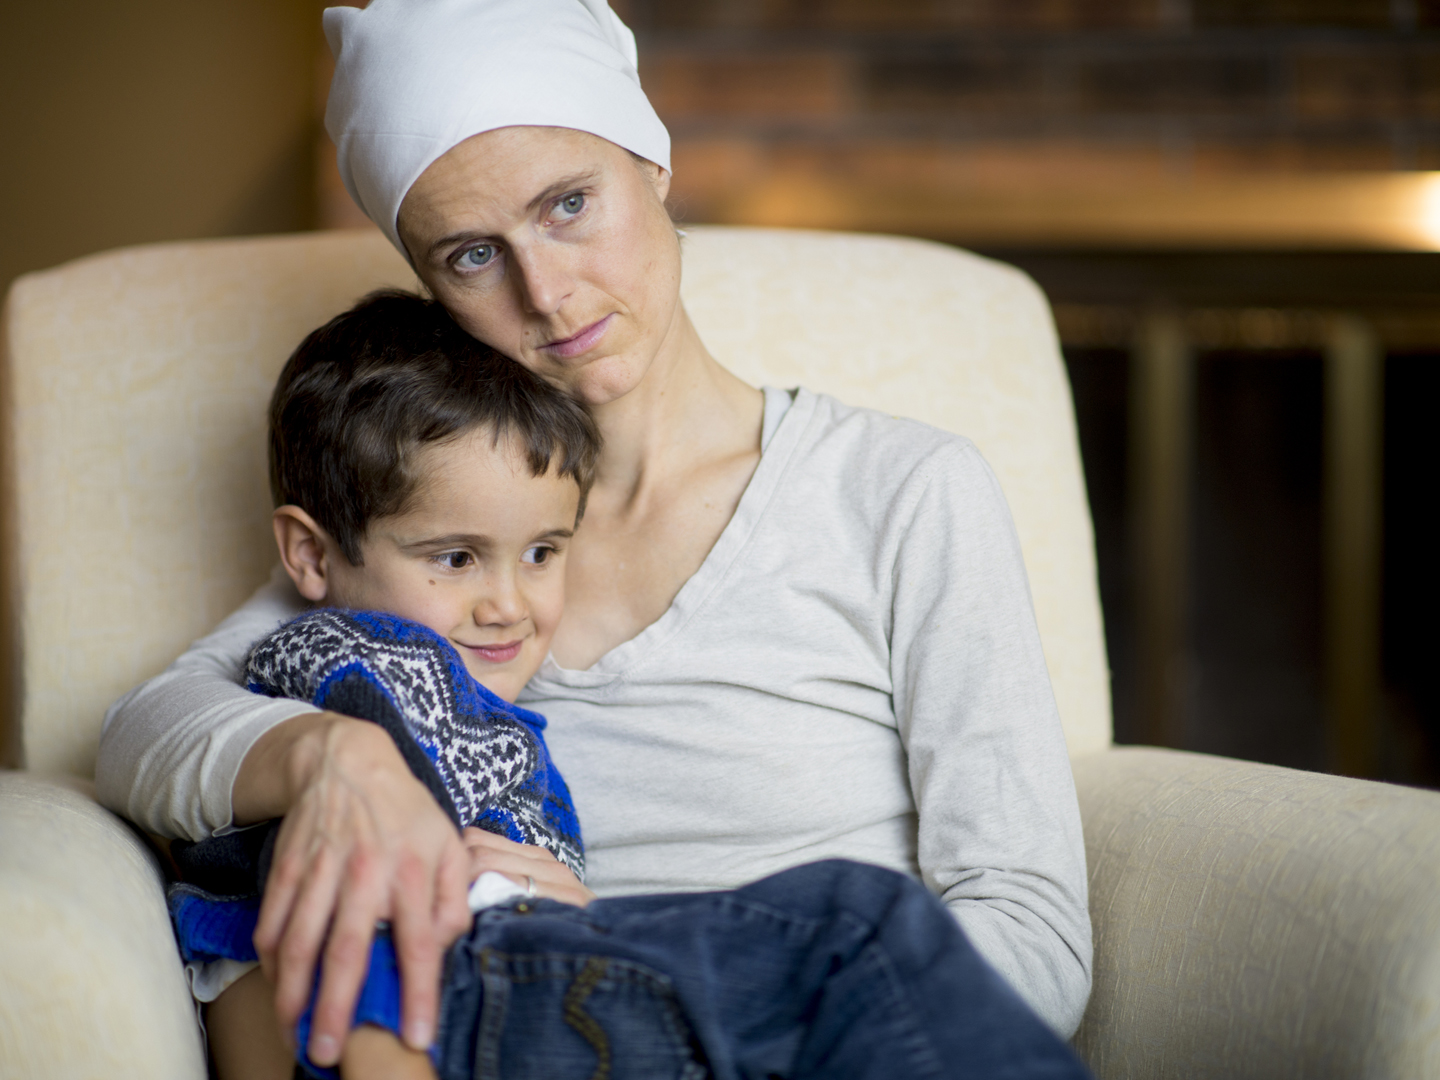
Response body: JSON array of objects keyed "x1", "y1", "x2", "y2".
[{"x1": 472, "y1": 950, "x2": 709, "y2": 1080}]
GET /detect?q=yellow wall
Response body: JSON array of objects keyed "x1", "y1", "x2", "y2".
[
  {"x1": 1, "y1": 2, "x2": 322, "y2": 764},
  {"x1": 0, "y1": 1, "x2": 322, "y2": 294}
]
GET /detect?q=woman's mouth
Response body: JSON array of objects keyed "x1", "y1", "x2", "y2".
[
  {"x1": 461, "y1": 639, "x2": 525, "y2": 664},
  {"x1": 541, "y1": 314, "x2": 612, "y2": 359}
]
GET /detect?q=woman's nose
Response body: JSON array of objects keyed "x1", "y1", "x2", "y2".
[{"x1": 512, "y1": 246, "x2": 572, "y2": 316}]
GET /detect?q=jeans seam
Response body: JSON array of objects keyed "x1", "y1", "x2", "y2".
[
  {"x1": 561, "y1": 956, "x2": 612, "y2": 1080},
  {"x1": 473, "y1": 948, "x2": 510, "y2": 1080},
  {"x1": 471, "y1": 950, "x2": 701, "y2": 1080},
  {"x1": 858, "y1": 943, "x2": 948, "y2": 1080}
]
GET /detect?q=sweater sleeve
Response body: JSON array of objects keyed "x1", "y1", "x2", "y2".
[
  {"x1": 95, "y1": 565, "x2": 313, "y2": 840},
  {"x1": 889, "y1": 440, "x2": 1093, "y2": 1037}
]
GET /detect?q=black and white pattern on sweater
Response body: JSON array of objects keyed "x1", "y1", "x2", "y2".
[{"x1": 245, "y1": 609, "x2": 539, "y2": 834}]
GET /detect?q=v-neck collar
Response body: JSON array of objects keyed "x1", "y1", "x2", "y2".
[{"x1": 530, "y1": 386, "x2": 813, "y2": 688}]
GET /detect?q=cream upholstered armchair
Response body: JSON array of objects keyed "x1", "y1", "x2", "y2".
[{"x1": 2, "y1": 227, "x2": 1439, "y2": 1079}]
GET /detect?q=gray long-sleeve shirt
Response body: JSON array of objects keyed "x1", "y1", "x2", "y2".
[{"x1": 97, "y1": 387, "x2": 1092, "y2": 1034}]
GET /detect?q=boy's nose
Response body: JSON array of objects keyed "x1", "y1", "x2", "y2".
[{"x1": 474, "y1": 582, "x2": 526, "y2": 627}]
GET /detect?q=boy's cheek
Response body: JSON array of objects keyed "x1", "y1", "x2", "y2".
[
  {"x1": 529, "y1": 580, "x2": 568, "y2": 645},
  {"x1": 329, "y1": 573, "x2": 462, "y2": 646}
]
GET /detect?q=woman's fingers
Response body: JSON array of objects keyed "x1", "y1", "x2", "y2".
[
  {"x1": 247, "y1": 718, "x2": 471, "y2": 1060},
  {"x1": 253, "y1": 815, "x2": 310, "y2": 983},
  {"x1": 389, "y1": 850, "x2": 444, "y2": 1052},
  {"x1": 434, "y1": 835, "x2": 474, "y2": 943},
  {"x1": 272, "y1": 848, "x2": 351, "y2": 1040},
  {"x1": 256, "y1": 819, "x2": 348, "y2": 1037},
  {"x1": 460, "y1": 827, "x2": 533, "y2": 854},
  {"x1": 306, "y1": 846, "x2": 389, "y2": 1066},
  {"x1": 464, "y1": 838, "x2": 595, "y2": 907},
  {"x1": 461, "y1": 828, "x2": 563, "y2": 865}
]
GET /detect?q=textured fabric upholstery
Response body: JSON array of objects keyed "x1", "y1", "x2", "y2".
[
  {"x1": 3, "y1": 231, "x2": 419, "y2": 777},
  {"x1": 0, "y1": 772, "x2": 206, "y2": 1079},
  {"x1": 1074, "y1": 747, "x2": 1440, "y2": 1078}
]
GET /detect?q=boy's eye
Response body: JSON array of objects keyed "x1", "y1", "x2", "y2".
[
  {"x1": 457, "y1": 243, "x2": 497, "y2": 270},
  {"x1": 553, "y1": 192, "x2": 585, "y2": 219},
  {"x1": 441, "y1": 551, "x2": 472, "y2": 569},
  {"x1": 522, "y1": 546, "x2": 552, "y2": 565}
]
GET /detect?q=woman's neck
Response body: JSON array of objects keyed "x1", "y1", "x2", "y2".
[
  {"x1": 553, "y1": 302, "x2": 767, "y2": 668},
  {"x1": 588, "y1": 304, "x2": 763, "y2": 506}
]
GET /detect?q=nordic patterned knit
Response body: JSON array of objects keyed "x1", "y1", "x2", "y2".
[
  {"x1": 168, "y1": 609, "x2": 583, "y2": 969},
  {"x1": 246, "y1": 609, "x2": 582, "y2": 874}
]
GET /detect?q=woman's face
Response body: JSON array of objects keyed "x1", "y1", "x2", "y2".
[{"x1": 398, "y1": 126, "x2": 680, "y2": 408}]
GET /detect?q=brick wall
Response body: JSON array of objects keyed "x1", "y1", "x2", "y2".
[{"x1": 611, "y1": 1, "x2": 1440, "y2": 222}]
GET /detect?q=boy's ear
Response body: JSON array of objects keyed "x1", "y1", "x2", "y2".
[{"x1": 273, "y1": 506, "x2": 336, "y2": 603}]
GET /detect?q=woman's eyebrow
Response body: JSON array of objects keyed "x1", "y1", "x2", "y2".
[
  {"x1": 425, "y1": 170, "x2": 602, "y2": 262},
  {"x1": 525, "y1": 170, "x2": 601, "y2": 213},
  {"x1": 427, "y1": 229, "x2": 493, "y2": 262}
]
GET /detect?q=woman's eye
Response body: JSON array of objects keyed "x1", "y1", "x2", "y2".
[
  {"x1": 553, "y1": 193, "x2": 585, "y2": 219},
  {"x1": 441, "y1": 551, "x2": 471, "y2": 569},
  {"x1": 457, "y1": 244, "x2": 497, "y2": 269},
  {"x1": 522, "y1": 546, "x2": 552, "y2": 565}
]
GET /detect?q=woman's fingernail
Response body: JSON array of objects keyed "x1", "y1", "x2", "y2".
[
  {"x1": 311, "y1": 1034, "x2": 339, "y2": 1064},
  {"x1": 405, "y1": 1019, "x2": 433, "y2": 1049}
]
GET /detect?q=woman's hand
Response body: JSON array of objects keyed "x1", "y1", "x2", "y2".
[
  {"x1": 237, "y1": 714, "x2": 472, "y2": 1069},
  {"x1": 462, "y1": 828, "x2": 596, "y2": 907}
]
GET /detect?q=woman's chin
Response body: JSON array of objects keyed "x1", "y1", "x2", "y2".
[{"x1": 550, "y1": 352, "x2": 652, "y2": 409}]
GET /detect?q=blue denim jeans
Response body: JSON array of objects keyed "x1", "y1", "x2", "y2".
[{"x1": 429, "y1": 859, "x2": 1090, "y2": 1080}]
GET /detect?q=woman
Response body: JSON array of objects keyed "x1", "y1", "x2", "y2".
[{"x1": 96, "y1": 0, "x2": 1091, "y2": 1072}]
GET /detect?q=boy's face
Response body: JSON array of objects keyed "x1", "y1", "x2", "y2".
[{"x1": 320, "y1": 429, "x2": 578, "y2": 701}]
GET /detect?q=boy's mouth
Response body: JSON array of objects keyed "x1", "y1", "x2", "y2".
[{"x1": 460, "y1": 639, "x2": 525, "y2": 664}]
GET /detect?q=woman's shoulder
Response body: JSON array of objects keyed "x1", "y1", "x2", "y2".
[
  {"x1": 785, "y1": 387, "x2": 988, "y2": 483},
  {"x1": 757, "y1": 387, "x2": 1020, "y2": 583}
]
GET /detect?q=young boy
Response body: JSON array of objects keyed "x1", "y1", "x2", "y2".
[
  {"x1": 170, "y1": 291, "x2": 1088, "y2": 1080},
  {"x1": 170, "y1": 289, "x2": 599, "y2": 1079}
]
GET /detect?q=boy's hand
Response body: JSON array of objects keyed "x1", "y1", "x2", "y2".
[
  {"x1": 462, "y1": 827, "x2": 597, "y2": 907},
  {"x1": 245, "y1": 715, "x2": 472, "y2": 1069}
]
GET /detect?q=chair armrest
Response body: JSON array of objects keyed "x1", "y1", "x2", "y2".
[
  {"x1": 0, "y1": 771, "x2": 206, "y2": 1079},
  {"x1": 1071, "y1": 747, "x2": 1440, "y2": 1079}
]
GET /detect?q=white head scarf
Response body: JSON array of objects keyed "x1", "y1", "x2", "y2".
[{"x1": 324, "y1": 0, "x2": 671, "y2": 255}]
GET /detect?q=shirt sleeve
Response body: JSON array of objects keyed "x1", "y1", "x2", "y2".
[
  {"x1": 94, "y1": 565, "x2": 313, "y2": 840},
  {"x1": 889, "y1": 439, "x2": 1093, "y2": 1037}
]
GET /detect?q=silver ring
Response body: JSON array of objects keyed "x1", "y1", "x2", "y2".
[{"x1": 525, "y1": 875, "x2": 537, "y2": 898}]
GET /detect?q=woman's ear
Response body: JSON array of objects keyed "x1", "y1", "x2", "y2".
[
  {"x1": 638, "y1": 159, "x2": 671, "y2": 206},
  {"x1": 273, "y1": 506, "x2": 334, "y2": 603}
]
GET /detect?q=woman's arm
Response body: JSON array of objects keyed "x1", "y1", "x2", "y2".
[
  {"x1": 96, "y1": 566, "x2": 314, "y2": 838},
  {"x1": 95, "y1": 569, "x2": 470, "y2": 1065},
  {"x1": 889, "y1": 440, "x2": 1093, "y2": 1037},
  {"x1": 96, "y1": 567, "x2": 586, "y2": 1068}
]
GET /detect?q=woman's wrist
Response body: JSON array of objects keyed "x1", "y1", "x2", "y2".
[{"x1": 233, "y1": 711, "x2": 387, "y2": 826}]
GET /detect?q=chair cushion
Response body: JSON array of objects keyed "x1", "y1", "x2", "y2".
[
  {"x1": 1074, "y1": 747, "x2": 1440, "y2": 1079},
  {"x1": 0, "y1": 772, "x2": 206, "y2": 1079}
]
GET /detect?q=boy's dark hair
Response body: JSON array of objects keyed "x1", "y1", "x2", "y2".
[{"x1": 269, "y1": 289, "x2": 601, "y2": 565}]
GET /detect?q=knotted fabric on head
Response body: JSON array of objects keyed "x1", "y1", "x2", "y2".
[{"x1": 324, "y1": 0, "x2": 671, "y2": 255}]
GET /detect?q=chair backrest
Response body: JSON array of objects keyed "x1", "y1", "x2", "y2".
[{"x1": 1, "y1": 225, "x2": 1111, "y2": 777}]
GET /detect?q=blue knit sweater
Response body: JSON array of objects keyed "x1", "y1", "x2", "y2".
[{"x1": 166, "y1": 610, "x2": 584, "y2": 1076}]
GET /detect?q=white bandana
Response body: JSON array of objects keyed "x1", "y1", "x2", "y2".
[{"x1": 324, "y1": 0, "x2": 671, "y2": 255}]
